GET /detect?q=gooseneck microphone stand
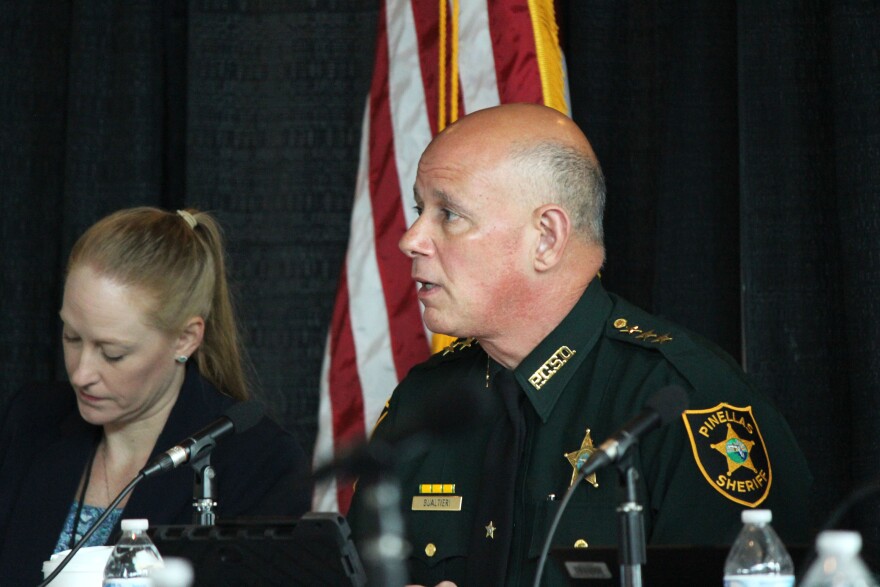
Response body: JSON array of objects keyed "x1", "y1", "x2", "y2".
[
  {"x1": 38, "y1": 435, "x2": 230, "y2": 586},
  {"x1": 191, "y1": 452, "x2": 218, "y2": 525},
  {"x1": 37, "y1": 449, "x2": 223, "y2": 587},
  {"x1": 616, "y1": 452, "x2": 646, "y2": 587}
]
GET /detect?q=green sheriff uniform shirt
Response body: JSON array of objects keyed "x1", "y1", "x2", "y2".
[{"x1": 348, "y1": 278, "x2": 813, "y2": 586}]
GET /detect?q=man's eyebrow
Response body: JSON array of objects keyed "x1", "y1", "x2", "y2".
[
  {"x1": 412, "y1": 187, "x2": 463, "y2": 211},
  {"x1": 411, "y1": 187, "x2": 453, "y2": 204},
  {"x1": 434, "y1": 189, "x2": 454, "y2": 206}
]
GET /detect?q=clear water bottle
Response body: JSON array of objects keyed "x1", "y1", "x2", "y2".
[
  {"x1": 724, "y1": 509, "x2": 795, "y2": 586},
  {"x1": 799, "y1": 531, "x2": 878, "y2": 587},
  {"x1": 103, "y1": 518, "x2": 164, "y2": 586}
]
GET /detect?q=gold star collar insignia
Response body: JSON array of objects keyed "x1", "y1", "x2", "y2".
[
  {"x1": 485, "y1": 521, "x2": 496, "y2": 539},
  {"x1": 441, "y1": 337, "x2": 475, "y2": 355},
  {"x1": 613, "y1": 318, "x2": 673, "y2": 344},
  {"x1": 564, "y1": 429, "x2": 600, "y2": 488}
]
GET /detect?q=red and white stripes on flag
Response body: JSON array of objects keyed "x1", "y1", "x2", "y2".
[{"x1": 312, "y1": 0, "x2": 569, "y2": 514}]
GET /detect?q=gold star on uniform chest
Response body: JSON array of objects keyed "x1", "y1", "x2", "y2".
[
  {"x1": 564, "y1": 429, "x2": 600, "y2": 488},
  {"x1": 485, "y1": 521, "x2": 496, "y2": 539}
]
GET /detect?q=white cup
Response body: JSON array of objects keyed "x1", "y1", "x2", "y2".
[{"x1": 42, "y1": 546, "x2": 114, "y2": 586}]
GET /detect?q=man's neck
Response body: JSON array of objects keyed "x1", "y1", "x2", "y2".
[
  {"x1": 479, "y1": 242, "x2": 603, "y2": 369},
  {"x1": 479, "y1": 281, "x2": 588, "y2": 369}
]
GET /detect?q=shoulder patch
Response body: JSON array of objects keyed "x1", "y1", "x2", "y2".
[
  {"x1": 681, "y1": 403, "x2": 772, "y2": 507},
  {"x1": 607, "y1": 317, "x2": 674, "y2": 346}
]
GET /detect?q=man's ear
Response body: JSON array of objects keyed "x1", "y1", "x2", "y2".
[
  {"x1": 534, "y1": 204, "x2": 571, "y2": 272},
  {"x1": 175, "y1": 316, "x2": 205, "y2": 359}
]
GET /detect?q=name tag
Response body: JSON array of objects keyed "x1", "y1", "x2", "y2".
[{"x1": 411, "y1": 496, "x2": 463, "y2": 511}]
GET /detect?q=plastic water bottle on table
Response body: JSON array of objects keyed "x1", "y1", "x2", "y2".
[
  {"x1": 103, "y1": 518, "x2": 164, "y2": 586},
  {"x1": 799, "y1": 530, "x2": 877, "y2": 587},
  {"x1": 723, "y1": 509, "x2": 795, "y2": 587}
]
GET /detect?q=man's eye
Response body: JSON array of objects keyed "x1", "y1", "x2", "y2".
[
  {"x1": 413, "y1": 205, "x2": 423, "y2": 216},
  {"x1": 443, "y1": 209, "x2": 460, "y2": 221},
  {"x1": 62, "y1": 334, "x2": 81, "y2": 343},
  {"x1": 103, "y1": 353, "x2": 124, "y2": 363}
]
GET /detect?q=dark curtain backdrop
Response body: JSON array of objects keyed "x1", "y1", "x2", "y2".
[{"x1": 2, "y1": 0, "x2": 877, "y2": 564}]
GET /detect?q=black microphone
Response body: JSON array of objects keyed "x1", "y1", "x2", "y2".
[
  {"x1": 141, "y1": 401, "x2": 264, "y2": 478},
  {"x1": 578, "y1": 384, "x2": 689, "y2": 477}
]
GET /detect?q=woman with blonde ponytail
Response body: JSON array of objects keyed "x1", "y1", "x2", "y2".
[{"x1": 0, "y1": 207, "x2": 310, "y2": 585}]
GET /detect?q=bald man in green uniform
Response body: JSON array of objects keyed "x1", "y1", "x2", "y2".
[{"x1": 347, "y1": 103, "x2": 812, "y2": 587}]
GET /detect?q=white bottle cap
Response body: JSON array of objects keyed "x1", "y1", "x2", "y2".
[
  {"x1": 816, "y1": 530, "x2": 862, "y2": 556},
  {"x1": 120, "y1": 518, "x2": 149, "y2": 532},
  {"x1": 741, "y1": 509, "x2": 772, "y2": 524}
]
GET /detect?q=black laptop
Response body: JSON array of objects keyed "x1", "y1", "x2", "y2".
[{"x1": 149, "y1": 512, "x2": 366, "y2": 587}]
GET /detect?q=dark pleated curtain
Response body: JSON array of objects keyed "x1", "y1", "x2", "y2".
[
  {"x1": 830, "y1": 4, "x2": 880, "y2": 562},
  {"x1": 563, "y1": 0, "x2": 880, "y2": 565},
  {"x1": 1, "y1": 0, "x2": 878, "y2": 567},
  {"x1": 737, "y1": 0, "x2": 880, "y2": 564},
  {"x1": 184, "y1": 0, "x2": 375, "y2": 441},
  {"x1": 1, "y1": 0, "x2": 185, "y2": 395},
  {"x1": 738, "y1": 0, "x2": 847, "y2": 543},
  {"x1": 564, "y1": 2, "x2": 742, "y2": 359},
  {"x1": 60, "y1": 0, "x2": 183, "y2": 248},
  {"x1": 1, "y1": 1, "x2": 71, "y2": 392}
]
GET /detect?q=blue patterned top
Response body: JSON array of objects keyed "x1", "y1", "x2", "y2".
[{"x1": 54, "y1": 502, "x2": 124, "y2": 553}]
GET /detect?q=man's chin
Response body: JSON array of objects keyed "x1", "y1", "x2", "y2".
[{"x1": 423, "y1": 317, "x2": 455, "y2": 338}]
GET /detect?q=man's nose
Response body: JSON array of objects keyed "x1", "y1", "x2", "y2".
[{"x1": 399, "y1": 216, "x2": 432, "y2": 258}]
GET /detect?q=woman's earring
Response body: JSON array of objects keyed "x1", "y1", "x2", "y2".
[{"x1": 175, "y1": 355, "x2": 188, "y2": 364}]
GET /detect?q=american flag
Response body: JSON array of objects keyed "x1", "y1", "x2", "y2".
[{"x1": 312, "y1": 0, "x2": 569, "y2": 513}]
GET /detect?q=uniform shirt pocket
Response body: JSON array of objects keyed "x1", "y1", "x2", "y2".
[
  {"x1": 528, "y1": 498, "x2": 619, "y2": 559},
  {"x1": 405, "y1": 508, "x2": 472, "y2": 585}
]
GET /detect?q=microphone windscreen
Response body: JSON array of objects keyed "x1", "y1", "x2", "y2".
[
  {"x1": 646, "y1": 385, "x2": 689, "y2": 425},
  {"x1": 225, "y1": 401, "x2": 264, "y2": 434}
]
